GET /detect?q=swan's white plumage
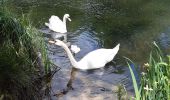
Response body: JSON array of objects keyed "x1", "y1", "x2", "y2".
[
  {"x1": 49, "y1": 40, "x2": 120, "y2": 70},
  {"x1": 45, "y1": 14, "x2": 71, "y2": 33},
  {"x1": 77, "y1": 47, "x2": 119, "y2": 70}
]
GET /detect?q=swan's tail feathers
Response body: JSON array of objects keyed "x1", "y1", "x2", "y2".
[
  {"x1": 113, "y1": 43, "x2": 120, "y2": 54},
  {"x1": 45, "y1": 22, "x2": 49, "y2": 27},
  {"x1": 116, "y1": 43, "x2": 120, "y2": 48}
]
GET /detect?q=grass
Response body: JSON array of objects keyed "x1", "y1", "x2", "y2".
[
  {"x1": 0, "y1": 7, "x2": 52, "y2": 100},
  {"x1": 19, "y1": 14, "x2": 52, "y2": 73},
  {"x1": 126, "y1": 42, "x2": 170, "y2": 100}
]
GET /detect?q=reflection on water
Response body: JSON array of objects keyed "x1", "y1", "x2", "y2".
[
  {"x1": 47, "y1": 28, "x2": 134, "y2": 99},
  {"x1": 157, "y1": 28, "x2": 170, "y2": 54},
  {"x1": 4, "y1": 0, "x2": 170, "y2": 99},
  {"x1": 6, "y1": 0, "x2": 170, "y2": 63}
]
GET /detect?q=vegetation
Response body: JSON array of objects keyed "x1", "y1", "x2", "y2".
[
  {"x1": 127, "y1": 42, "x2": 170, "y2": 100},
  {"x1": 0, "y1": 7, "x2": 51, "y2": 100}
]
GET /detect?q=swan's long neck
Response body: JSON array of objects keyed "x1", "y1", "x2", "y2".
[
  {"x1": 62, "y1": 15, "x2": 67, "y2": 31},
  {"x1": 61, "y1": 43, "x2": 79, "y2": 68},
  {"x1": 63, "y1": 16, "x2": 67, "y2": 26}
]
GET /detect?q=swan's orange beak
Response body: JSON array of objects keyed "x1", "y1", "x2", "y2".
[
  {"x1": 68, "y1": 18, "x2": 71, "y2": 21},
  {"x1": 49, "y1": 40, "x2": 55, "y2": 44}
]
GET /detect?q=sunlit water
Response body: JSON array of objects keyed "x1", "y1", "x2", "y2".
[
  {"x1": 4, "y1": 0, "x2": 170, "y2": 99},
  {"x1": 46, "y1": 28, "x2": 134, "y2": 99}
]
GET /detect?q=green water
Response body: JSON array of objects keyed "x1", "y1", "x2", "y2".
[{"x1": 4, "y1": 0, "x2": 170, "y2": 63}]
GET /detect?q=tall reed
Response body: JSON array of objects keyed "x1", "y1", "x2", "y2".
[{"x1": 127, "y1": 42, "x2": 170, "y2": 100}]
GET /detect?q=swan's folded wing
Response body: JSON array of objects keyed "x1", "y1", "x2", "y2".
[
  {"x1": 79, "y1": 49, "x2": 112, "y2": 63},
  {"x1": 48, "y1": 15, "x2": 66, "y2": 32},
  {"x1": 49, "y1": 15, "x2": 64, "y2": 26}
]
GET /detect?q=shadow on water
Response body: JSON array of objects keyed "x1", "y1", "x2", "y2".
[{"x1": 44, "y1": 27, "x2": 135, "y2": 99}]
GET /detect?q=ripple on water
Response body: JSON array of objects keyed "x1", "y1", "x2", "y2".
[{"x1": 47, "y1": 28, "x2": 134, "y2": 100}]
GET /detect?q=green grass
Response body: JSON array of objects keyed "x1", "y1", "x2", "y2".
[
  {"x1": 124, "y1": 57, "x2": 140, "y2": 100},
  {"x1": 126, "y1": 42, "x2": 170, "y2": 100},
  {"x1": 0, "y1": 8, "x2": 52, "y2": 99},
  {"x1": 19, "y1": 14, "x2": 51, "y2": 73}
]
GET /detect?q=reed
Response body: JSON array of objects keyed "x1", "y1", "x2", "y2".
[
  {"x1": 126, "y1": 42, "x2": 170, "y2": 100},
  {"x1": 125, "y1": 58, "x2": 140, "y2": 100}
]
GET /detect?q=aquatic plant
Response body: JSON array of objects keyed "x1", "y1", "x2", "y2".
[
  {"x1": 140, "y1": 42, "x2": 170, "y2": 100},
  {"x1": 116, "y1": 84, "x2": 128, "y2": 100},
  {"x1": 126, "y1": 42, "x2": 170, "y2": 100},
  {"x1": 125, "y1": 58, "x2": 140, "y2": 100}
]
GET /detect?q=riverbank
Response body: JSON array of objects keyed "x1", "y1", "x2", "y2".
[{"x1": 0, "y1": 8, "x2": 55, "y2": 99}]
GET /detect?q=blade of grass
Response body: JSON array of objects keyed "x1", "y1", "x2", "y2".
[{"x1": 124, "y1": 57, "x2": 140, "y2": 100}]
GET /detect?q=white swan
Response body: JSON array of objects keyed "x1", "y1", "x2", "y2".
[
  {"x1": 49, "y1": 40, "x2": 120, "y2": 70},
  {"x1": 45, "y1": 14, "x2": 71, "y2": 33}
]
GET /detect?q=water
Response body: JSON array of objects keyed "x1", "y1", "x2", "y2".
[{"x1": 4, "y1": 0, "x2": 170, "y2": 99}]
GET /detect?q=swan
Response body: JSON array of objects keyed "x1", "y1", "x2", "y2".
[
  {"x1": 45, "y1": 14, "x2": 71, "y2": 33},
  {"x1": 49, "y1": 40, "x2": 120, "y2": 70}
]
